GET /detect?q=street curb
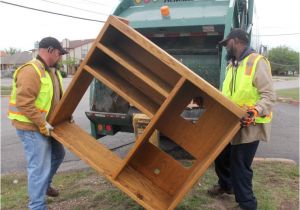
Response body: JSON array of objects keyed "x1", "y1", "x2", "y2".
[
  {"x1": 254, "y1": 157, "x2": 297, "y2": 165},
  {"x1": 289, "y1": 99, "x2": 300, "y2": 106},
  {"x1": 277, "y1": 97, "x2": 299, "y2": 106}
]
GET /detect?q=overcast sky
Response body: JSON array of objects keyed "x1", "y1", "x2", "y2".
[{"x1": 0, "y1": 0, "x2": 299, "y2": 52}]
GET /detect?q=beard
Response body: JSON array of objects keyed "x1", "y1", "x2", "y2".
[
  {"x1": 52, "y1": 63, "x2": 59, "y2": 68},
  {"x1": 49, "y1": 60, "x2": 60, "y2": 68},
  {"x1": 226, "y1": 48, "x2": 236, "y2": 63}
]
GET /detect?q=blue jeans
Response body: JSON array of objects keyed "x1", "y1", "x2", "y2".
[{"x1": 16, "y1": 129, "x2": 65, "y2": 210}]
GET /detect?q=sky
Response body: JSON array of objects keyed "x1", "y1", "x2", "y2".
[{"x1": 0, "y1": 0, "x2": 299, "y2": 52}]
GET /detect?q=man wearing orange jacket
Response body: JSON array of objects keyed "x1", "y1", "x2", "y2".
[{"x1": 8, "y1": 37, "x2": 68, "y2": 210}]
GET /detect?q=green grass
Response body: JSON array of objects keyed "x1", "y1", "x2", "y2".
[
  {"x1": 276, "y1": 88, "x2": 299, "y2": 100},
  {"x1": 0, "y1": 86, "x2": 12, "y2": 96},
  {"x1": 1, "y1": 161, "x2": 299, "y2": 210}
]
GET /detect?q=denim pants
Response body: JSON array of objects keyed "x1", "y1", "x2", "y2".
[
  {"x1": 17, "y1": 129, "x2": 65, "y2": 210},
  {"x1": 215, "y1": 141, "x2": 259, "y2": 210}
]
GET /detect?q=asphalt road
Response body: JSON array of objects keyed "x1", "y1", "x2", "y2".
[
  {"x1": 1, "y1": 77, "x2": 91, "y2": 173},
  {"x1": 1, "y1": 77, "x2": 299, "y2": 175},
  {"x1": 256, "y1": 102, "x2": 299, "y2": 161}
]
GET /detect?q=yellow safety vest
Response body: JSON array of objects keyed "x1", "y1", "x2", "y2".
[
  {"x1": 8, "y1": 59, "x2": 63, "y2": 123},
  {"x1": 222, "y1": 53, "x2": 272, "y2": 123}
]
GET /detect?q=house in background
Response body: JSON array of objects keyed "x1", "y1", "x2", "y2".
[
  {"x1": 0, "y1": 51, "x2": 7, "y2": 57},
  {"x1": 1, "y1": 38, "x2": 95, "y2": 76},
  {"x1": 0, "y1": 51, "x2": 32, "y2": 77},
  {"x1": 0, "y1": 51, "x2": 32, "y2": 71},
  {"x1": 32, "y1": 38, "x2": 95, "y2": 75},
  {"x1": 62, "y1": 38, "x2": 95, "y2": 75},
  {"x1": 0, "y1": 51, "x2": 7, "y2": 71}
]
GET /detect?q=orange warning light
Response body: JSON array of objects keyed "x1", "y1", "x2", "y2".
[{"x1": 160, "y1": 6, "x2": 170, "y2": 17}]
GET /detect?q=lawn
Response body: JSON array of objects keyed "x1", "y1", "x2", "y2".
[
  {"x1": 1, "y1": 161, "x2": 299, "y2": 210},
  {"x1": 276, "y1": 88, "x2": 299, "y2": 100}
]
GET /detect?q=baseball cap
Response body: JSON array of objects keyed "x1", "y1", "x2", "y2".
[
  {"x1": 219, "y1": 28, "x2": 249, "y2": 46},
  {"x1": 39, "y1": 37, "x2": 68, "y2": 55}
]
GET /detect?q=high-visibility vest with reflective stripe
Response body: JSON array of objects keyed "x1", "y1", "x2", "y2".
[
  {"x1": 8, "y1": 59, "x2": 63, "y2": 123},
  {"x1": 222, "y1": 53, "x2": 272, "y2": 124}
]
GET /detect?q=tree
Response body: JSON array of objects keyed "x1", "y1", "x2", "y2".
[
  {"x1": 4, "y1": 47, "x2": 21, "y2": 55},
  {"x1": 267, "y1": 46, "x2": 299, "y2": 76},
  {"x1": 58, "y1": 57, "x2": 79, "y2": 76}
]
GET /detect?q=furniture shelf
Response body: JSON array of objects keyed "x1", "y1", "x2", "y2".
[
  {"x1": 84, "y1": 64, "x2": 159, "y2": 117},
  {"x1": 51, "y1": 122, "x2": 122, "y2": 177},
  {"x1": 100, "y1": 24, "x2": 181, "y2": 88},
  {"x1": 49, "y1": 15, "x2": 244, "y2": 210},
  {"x1": 96, "y1": 43, "x2": 172, "y2": 98}
]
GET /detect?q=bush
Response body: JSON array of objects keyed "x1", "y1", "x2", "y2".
[
  {"x1": 60, "y1": 71, "x2": 67, "y2": 78},
  {"x1": 268, "y1": 46, "x2": 299, "y2": 76}
]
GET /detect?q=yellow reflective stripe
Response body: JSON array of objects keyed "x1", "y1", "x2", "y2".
[
  {"x1": 30, "y1": 63, "x2": 42, "y2": 77},
  {"x1": 14, "y1": 60, "x2": 45, "y2": 79},
  {"x1": 13, "y1": 63, "x2": 32, "y2": 82},
  {"x1": 34, "y1": 60, "x2": 46, "y2": 77},
  {"x1": 8, "y1": 59, "x2": 52, "y2": 123}
]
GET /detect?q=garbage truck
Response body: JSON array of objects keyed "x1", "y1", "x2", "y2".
[{"x1": 86, "y1": 0, "x2": 260, "y2": 139}]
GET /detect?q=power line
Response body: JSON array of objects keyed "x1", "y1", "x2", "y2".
[
  {"x1": 0, "y1": 1, "x2": 106, "y2": 23},
  {"x1": 39, "y1": 0, "x2": 109, "y2": 16}
]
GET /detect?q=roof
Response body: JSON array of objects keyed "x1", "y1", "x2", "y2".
[
  {"x1": 68, "y1": 39, "x2": 95, "y2": 49},
  {"x1": 0, "y1": 51, "x2": 7, "y2": 57},
  {"x1": 1, "y1": 51, "x2": 32, "y2": 65}
]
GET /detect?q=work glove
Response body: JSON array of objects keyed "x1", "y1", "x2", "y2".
[
  {"x1": 240, "y1": 108, "x2": 258, "y2": 127},
  {"x1": 39, "y1": 121, "x2": 54, "y2": 136}
]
